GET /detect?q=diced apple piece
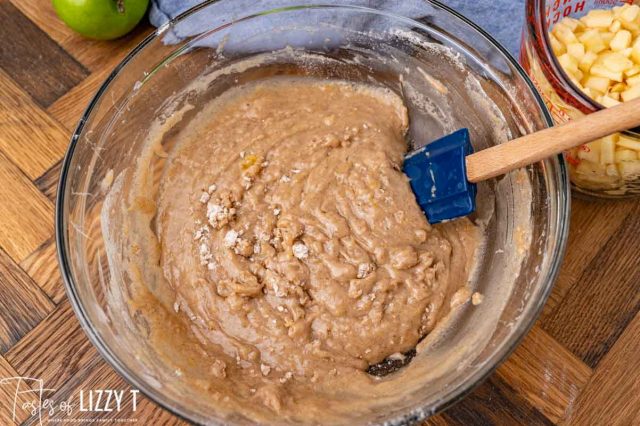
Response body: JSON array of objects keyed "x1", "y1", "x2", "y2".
[
  {"x1": 600, "y1": 135, "x2": 618, "y2": 164},
  {"x1": 574, "y1": 160, "x2": 602, "y2": 175},
  {"x1": 621, "y1": 83, "x2": 640, "y2": 101},
  {"x1": 561, "y1": 17, "x2": 582, "y2": 31},
  {"x1": 613, "y1": 5, "x2": 626, "y2": 18},
  {"x1": 609, "y1": 91, "x2": 621, "y2": 100},
  {"x1": 554, "y1": 23, "x2": 579, "y2": 45},
  {"x1": 581, "y1": 9, "x2": 614, "y2": 28},
  {"x1": 557, "y1": 53, "x2": 579, "y2": 74},
  {"x1": 571, "y1": 69, "x2": 584, "y2": 82},
  {"x1": 579, "y1": 51, "x2": 598, "y2": 72},
  {"x1": 615, "y1": 149, "x2": 638, "y2": 162},
  {"x1": 584, "y1": 75, "x2": 611, "y2": 93},
  {"x1": 567, "y1": 42, "x2": 586, "y2": 60},
  {"x1": 569, "y1": 76, "x2": 583, "y2": 91},
  {"x1": 624, "y1": 65, "x2": 640, "y2": 77},
  {"x1": 574, "y1": 160, "x2": 612, "y2": 186},
  {"x1": 579, "y1": 29, "x2": 607, "y2": 53},
  {"x1": 549, "y1": 33, "x2": 566, "y2": 56},
  {"x1": 600, "y1": 32, "x2": 616, "y2": 45},
  {"x1": 622, "y1": 47, "x2": 634, "y2": 58},
  {"x1": 627, "y1": 73, "x2": 640, "y2": 86},
  {"x1": 602, "y1": 52, "x2": 634, "y2": 71},
  {"x1": 600, "y1": 94, "x2": 621, "y2": 107},
  {"x1": 631, "y1": 39, "x2": 640, "y2": 63},
  {"x1": 582, "y1": 87, "x2": 594, "y2": 98},
  {"x1": 610, "y1": 30, "x2": 632, "y2": 51},
  {"x1": 551, "y1": 22, "x2": 566, "y2": 35},
  {"x1": 618, "y1": 160, "x2": 640, "y2": 178},
  {"x1": 578, "y1": 140, "x2": 601, "y2": 163},
  {"x1": 617, "y1": 135, "x2": 640, "y2": 151},
  {"x1": 591, "y1": 64, "x2": 624, "y2": 81},
  {"x1": 620, "y1": 18, "x2": 640, "y2": 33},
  {"x1": 610, "y1": 19, "x2": 622, "y2": 33},
  {"x1": 592, "y1": 53, "x2": 606, "y2": 67},
  {"x1": 610, "y1": 82, "x2": 626, "y2": 92},
  {"x1": 621, "y1": 4, "x2": 640, "y2": 23}
]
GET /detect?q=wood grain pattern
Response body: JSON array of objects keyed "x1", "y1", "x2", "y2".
[
  {"x1": 47, "y1": 69, "x2": 114, "y2": 132},
  {"x1": 0, "y1": 152, "x2": 55, "y2": 262},
  {"x1": 46, "y1": 25, "x2": 154, "y2": 132},
  {"x1": 65, "y1": 24, "x2": 153, "y2": 73},
  {"x1": 21, "y1": 356, "x2": 186, "y2": 425},
  {"x1": 19, "y1": 238, "x2": 65, "y2": 304},
  {"x1": 424, "y1": 415, "x2": 450, "y2": 426},
  {"x1": 6, "y1": 302, "x2": 97, "y2": 391},
  {"x1": 436, "y1": 375, "x2": 554, "y2": 425},
  {"x1": 6, "y1": 0, "x2": 68, "y2": 47},
  {"x1": 0, "y1": 69, "x2": 69, "y2": 180},
  {"x1": 543, "y1": 201, "x2": 640, "y2": 368},
  {"x1": 0, "y1": 3, "x2": 637, "y2": 424},
  {"x1": 562, "y1": 311, "x2": 640, "y2": 425},
  {"x1": 0, "y1": 0, "x2": 88, "y2": 107},
  {"x1": 34, "y1": 161, "x2": 61, "y2": 203},
  {"x1": 0, "y1": 249, "x2": 53, "y2": 354},
  {"x1": 9, "y1": 0, "x2": 152, "y2": 72},
  {"x1": 541, "y1": 197, "x2": 635, "y2": 319},
  {"x1": 0, "y1": 356, "x2": 31, "y2": 425},
  {"x1": 495, "y1": 326, "x2": 592, "y2": 423}
]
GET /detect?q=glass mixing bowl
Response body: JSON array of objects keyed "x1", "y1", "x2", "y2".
[{"x1": 56, "y1": 1, "x2": 570, "y2": 424}]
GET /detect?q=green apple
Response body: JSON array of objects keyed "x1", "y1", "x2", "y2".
[{"x1": 52, "y1": 0, "x2": 149, "y2": 40}]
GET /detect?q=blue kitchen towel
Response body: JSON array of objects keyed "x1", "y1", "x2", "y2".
[{"x1": 149, "y1": 0, "x2": 524, "y2": 57}]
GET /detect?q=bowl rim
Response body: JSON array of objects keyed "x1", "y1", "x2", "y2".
[{"x1": 55, "y1": 1, "x2": 570, "y2": 424}]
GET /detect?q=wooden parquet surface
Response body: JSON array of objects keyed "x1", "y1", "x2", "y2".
[{"x1": 0, "y1": 1, "x2": 638, "y2": 424}]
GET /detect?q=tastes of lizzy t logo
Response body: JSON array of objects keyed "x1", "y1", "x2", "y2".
[{"x1": 0, "y1": 376, "x2": 139, "y2": 424}]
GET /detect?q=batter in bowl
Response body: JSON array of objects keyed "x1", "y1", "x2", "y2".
[{"x1": 113, "y1": 77, "x2": 480, "y2": 420}]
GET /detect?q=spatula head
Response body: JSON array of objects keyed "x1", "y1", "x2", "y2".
[{"x1": 403, "y1": 128, "x2": 477, "y2": 224}]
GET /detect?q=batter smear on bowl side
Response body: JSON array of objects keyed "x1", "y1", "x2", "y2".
[{"x1": 112, "y1": 77, "x2": 481, "y2": 419}]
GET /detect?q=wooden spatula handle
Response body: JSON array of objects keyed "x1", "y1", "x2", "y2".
[{"x1": 465, "y1": 97, "x2": 640, "y2": 183}]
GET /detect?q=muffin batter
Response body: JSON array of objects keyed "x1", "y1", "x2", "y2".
[{"x1": 117, "y1": 77, "x2": 479, "y2": 418}]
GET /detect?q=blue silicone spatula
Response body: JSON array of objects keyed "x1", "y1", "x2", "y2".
[{"x1": 404, "y1": 97, "x2": 640, "y2": 224}]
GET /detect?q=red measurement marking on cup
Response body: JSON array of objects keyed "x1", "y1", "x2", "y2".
[
  {"x1": 546, "y1": 0, "x2": 587, "y2": 27},
  {"x1": 565, "y1": 152, "x2": 581, "y2": 166},
  {"x1": 550, "y1": 104, "x2": 572, "y2": 122}
]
